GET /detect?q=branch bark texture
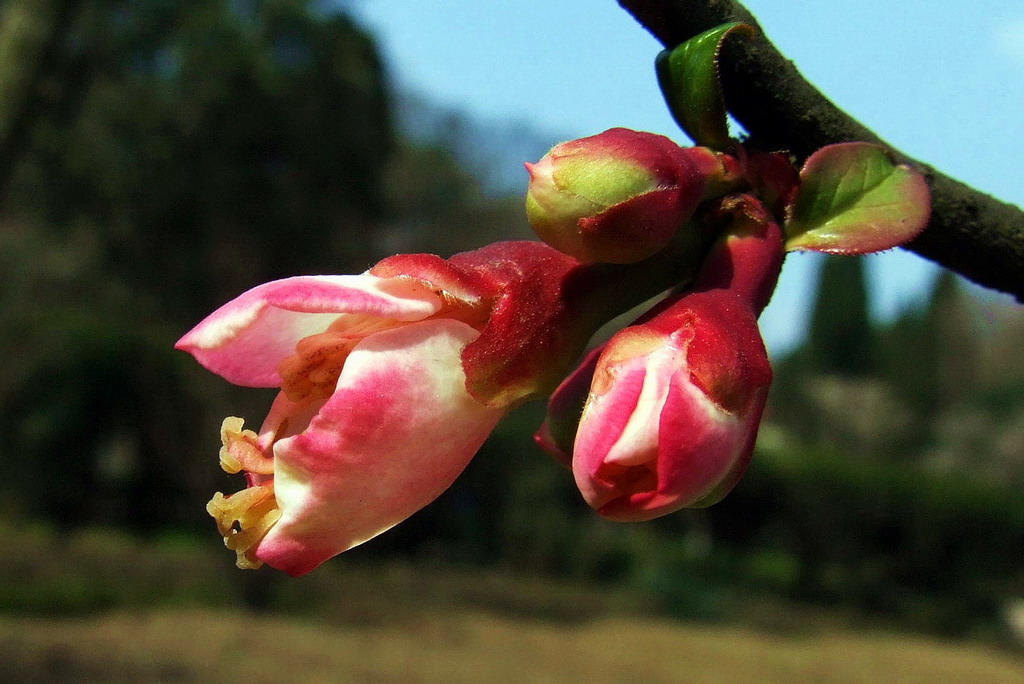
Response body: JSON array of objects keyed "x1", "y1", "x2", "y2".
[{"x1": 620, "y1": 0, "x2": 1024, "y2": 302}]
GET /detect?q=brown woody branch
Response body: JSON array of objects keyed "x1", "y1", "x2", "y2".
[{"x1": 620, "y1": 0, "x2": 1024, "y2": 302}]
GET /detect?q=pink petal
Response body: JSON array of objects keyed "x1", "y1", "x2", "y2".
[
  {"x1": 534, "y1": 344, "x2": 605, "y2": 467},
  {"x1": 571, "y1": 292, "x2": 771, "y2": 522},
  {"x1": 175, "y1": 275, "x2": 443, "y2": 387},
  {"x1": 601, "y1": 344, "x2": 681, "y2": 467},
  {"x1": 648, "y1": 377, "x2": 745, "y2": 511},
  {"x1": 571, "y1": 357, "x2": 648, "y2": 507},
  {"x1": 572, "y1": 342, "x2": 683, "y2": 515},
  {"x1": 256, "y1": 318, "x2": 505, "y2": 576}
]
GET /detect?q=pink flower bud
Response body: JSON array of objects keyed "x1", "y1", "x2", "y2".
[
  {"x1": 525, "y1": 128, "x2": 738, "y2": 264},
  {"x1": 572, "y1": 289, "x2": 771, "y2": 520},
  {"x1": 553, "y1": 200, "x2": 783, "y2": 521}
]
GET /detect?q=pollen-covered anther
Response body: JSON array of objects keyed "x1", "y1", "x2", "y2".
[
  {"x1": 218, "y1": 416, "x2": 273, "y2": 475},
  {"x1": 277, "y1": 315, "x2": 408, "y2": 402},
  {"x1": 207, "y1": 484, "x2": 281, "y2": 570},
  {"x1": 277, "y1": 330, "x2": 358, "y2": 403},
  {"x1": 209, "y1": 416, "x2": 280, "y2": 569}
]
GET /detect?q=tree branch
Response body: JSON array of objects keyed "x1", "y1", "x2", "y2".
[{"x1": 619, "y1": 0, "x2": 1024, "y2": 302}]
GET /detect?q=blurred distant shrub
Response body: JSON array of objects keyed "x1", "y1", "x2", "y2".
[
  {"x1": 0, "y1": 521, "x2": 236, "y2": 614},
  {"x1": 704, "y1": 444, "x2": 1024, "y2": 634}
]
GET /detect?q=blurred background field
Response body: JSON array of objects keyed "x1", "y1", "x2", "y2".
[
  {"x1": 1, "y1": 1, "x2": 1023, "y2": 681},
  {"x1": 3, "y1": 523, "x2": 1024, "y2": 683}
]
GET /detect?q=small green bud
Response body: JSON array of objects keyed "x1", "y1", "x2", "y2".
[{"x1": 525, "y1": 128, "x2": 735, "y2": 264}]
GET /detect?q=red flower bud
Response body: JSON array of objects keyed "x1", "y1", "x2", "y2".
[
  {"x1": 525, "y1": 128, "x2": 738, "y2": 264},
  {"x1": 539, "y1": 198, "x2": 783, "y2": 521}
]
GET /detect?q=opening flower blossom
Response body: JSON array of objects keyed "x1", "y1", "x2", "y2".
[
  {"x1": 178, "y1": 273, "x2": 506, "y2": 576},
  {"x1": 559, "y1": 200, "x2": 782, "y2": 520},
  {"x1": 177, "y1": 241, "x2": 680, "y2": 575}
]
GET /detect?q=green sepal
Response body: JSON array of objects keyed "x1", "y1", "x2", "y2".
[
  {"x1": 656, "y1": 22, "x2": 755, "y2": 150},
  {"x1": 783, "y1": 143, "x2": 931, "y2": 254}
]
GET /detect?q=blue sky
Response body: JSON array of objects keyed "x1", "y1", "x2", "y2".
[{"x1": 347, "y1": 0, "x2": 1024, "y2": 353}]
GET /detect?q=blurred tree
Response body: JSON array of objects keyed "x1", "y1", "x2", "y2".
[
  {"x1": 768, "y1": 255, "x2": 899, "y2": 457},
  {"x1": 875, "y1": 271, "x2": 985, "y2": 460},
  {"x1": 379, "y1": 138, "x2": 533, "y2": 258},
  {"x1": 0, "y1": 0, "x2": 396, "y2": 530},
  {"x1": 807, "y1": 255, "x2": 875, "y2": 378},
  {"x1": 0, "y1": 0, "x2": 83, "y2": 199},
  {"x1": 924, "y1": 271, "x2": 979, "y2": 408},
  {"x1": 4, "y1": 0, "x2": 394, "y2": 316}
]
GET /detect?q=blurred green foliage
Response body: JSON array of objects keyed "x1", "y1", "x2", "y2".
[
  {"x1": 0, "y1": 521, "x2": 235, "y2": 614},
  {"x1": 0, "y1": 0, "x2": 398, "y2": 531}
]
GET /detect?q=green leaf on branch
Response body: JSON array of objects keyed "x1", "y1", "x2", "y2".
[
  {"x1": 784, "y1": 143, "x2": 931, "y2": 254},
  {"x1": 655, "y1": 22, "x2": 754, "y2": 150}
]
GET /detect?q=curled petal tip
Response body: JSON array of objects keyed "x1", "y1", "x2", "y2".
[
  {"x1": 176, "y1": 275, "x2": 446, "y2": 387},
  {"x1": 189, "y1": 243, "x2": 617, "y2": 574}
]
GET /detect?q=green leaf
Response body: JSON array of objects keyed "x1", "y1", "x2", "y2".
[
  {"x1": 656, "y1": 22, "x2": 754, "y2": 150},
  {"x1": 784, "y1": 143, "x2": 931, "y2": 254}
]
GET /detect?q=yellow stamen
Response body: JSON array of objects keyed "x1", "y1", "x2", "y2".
[
  {"x1": 207, "y1": 486, "x2": 281, "y2": 569},
  {"x1": 276, "y1": 306, "x2": 486, "y2": 404},
  {"x1": 277, "y1": 315, "x2": 402, "y2": 403},
  {"x1": 208, "y1": 416, "x2": 281, "y2": 570},
  {"x1": 219, "y1": 416, "x2": 274, "y2": 475}
]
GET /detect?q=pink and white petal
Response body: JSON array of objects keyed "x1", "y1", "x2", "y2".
[
  {"x1": 684, "y1": 388, "x2": 768, "y2": 508},
  {"x1": 650, "y1": 378, "x2": 745, "y2": 511},
  {"x1": 601, "y1": 344, "x2": 683, "y2": 468},
  {"x1": 256, "y1": 318, "x2": 505, "y2": 576},
  {"x1": 572, "y1": 341, "x2": 685, "y2": 514},
  {"x1": 176, "y1": 275, "x2": 444, "y2": 387},
  {"x1": 572, "y1": 360, "x2": 647, "y2": 494}
]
